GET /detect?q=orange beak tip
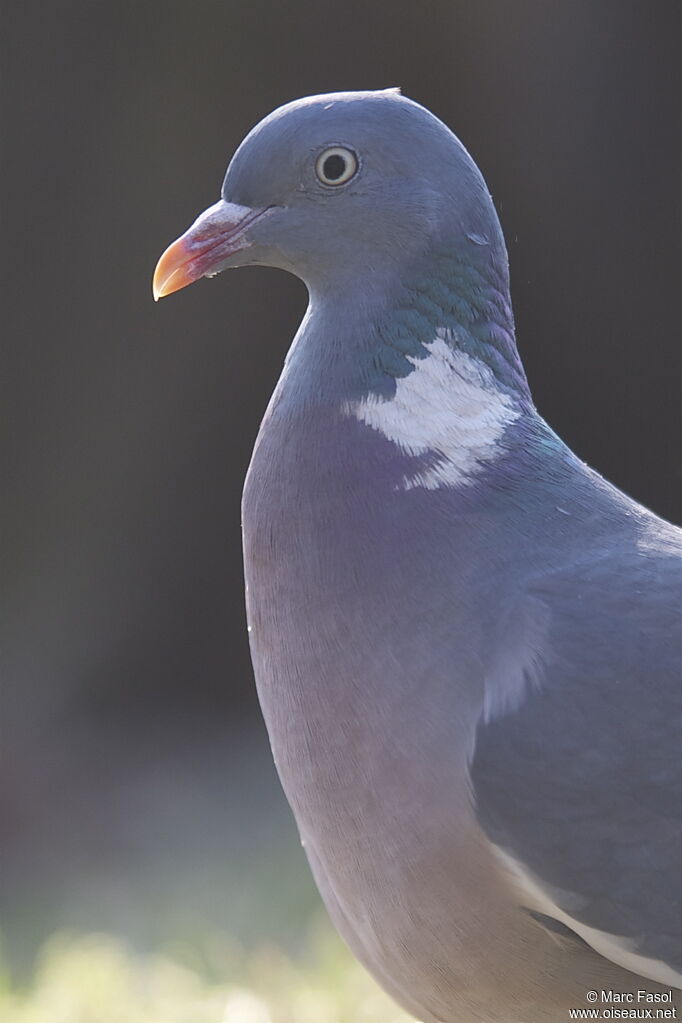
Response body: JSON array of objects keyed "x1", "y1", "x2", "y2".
[{"x1": 152, "y1": 238, "x2": 197, "y2": 302}]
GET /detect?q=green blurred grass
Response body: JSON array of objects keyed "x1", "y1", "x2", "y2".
[
  {"x1": 0, "y1": 728, "x2": 416, "y2": 1021},
  {"x1": 0, "y1": 925, "x2": 413, "y2": 1023}
]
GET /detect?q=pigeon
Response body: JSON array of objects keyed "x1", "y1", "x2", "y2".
[{"x1": 153, "y1": 90, "x2": 681, "y2": 1023}]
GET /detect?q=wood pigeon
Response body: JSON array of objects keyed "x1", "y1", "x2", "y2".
[{"x1": 153, "y1": 91, "x2": 681, "y2": 1022}]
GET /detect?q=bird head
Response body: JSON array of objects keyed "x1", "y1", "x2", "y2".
[{"x1": 153, "y1": 89, "x2": 505, "y2": 301}]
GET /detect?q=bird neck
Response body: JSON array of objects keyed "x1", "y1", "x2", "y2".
[
  {"x1": 411, "y1": 242, "x2": 531, "y2": 403},
  {"x1": 280, "y1": 242, "x2": 531, "y2": 420}
]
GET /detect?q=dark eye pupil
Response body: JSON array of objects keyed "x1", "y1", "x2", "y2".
[{"x1": 323, "y1": 154, "x2": 347, "y2": 180}]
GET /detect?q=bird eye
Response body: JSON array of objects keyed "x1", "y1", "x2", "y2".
[{"x1": 315, "y1": 146, "x2": 358, "y2": 186}]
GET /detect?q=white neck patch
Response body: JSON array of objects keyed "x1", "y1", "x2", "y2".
[{"x1": 344, "y1": 329, "x2": 520, "y2": 490}]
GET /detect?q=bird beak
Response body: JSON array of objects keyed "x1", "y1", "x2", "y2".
[{"x1": 153, "y1": 199, "x2": 270, "y2": 300}]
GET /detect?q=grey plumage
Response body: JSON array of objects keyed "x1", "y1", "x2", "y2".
[{"x1": 154, "y1": 90, "x2": 681, "y2": 1022}]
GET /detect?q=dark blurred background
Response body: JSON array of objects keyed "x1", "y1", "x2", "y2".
[{"x1": 2, "y1": 0, "x2": 680, "y2": 973}]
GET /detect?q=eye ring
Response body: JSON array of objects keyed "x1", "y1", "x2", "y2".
[{"x1": 315, "y1": 146, "x2": 358, "y2": 186}]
